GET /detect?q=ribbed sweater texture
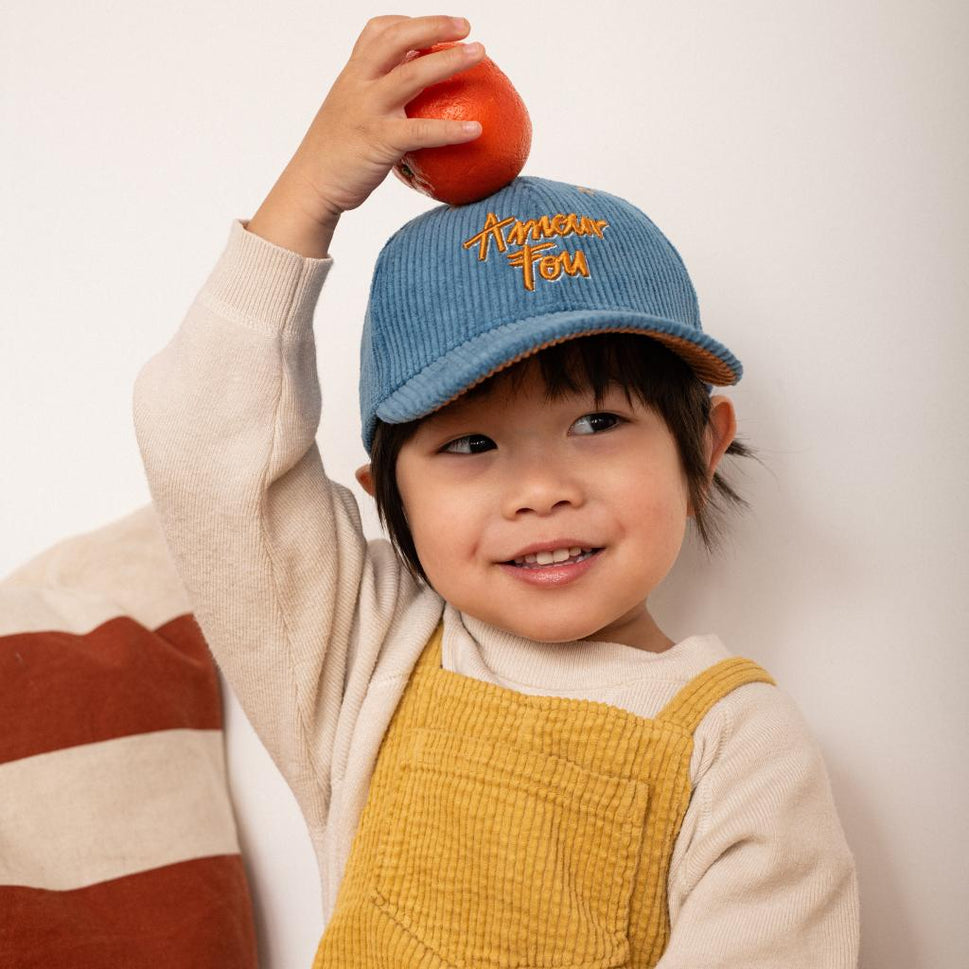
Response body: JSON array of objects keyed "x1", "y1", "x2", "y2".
[{"x1": 132, "y1": 218, "x2": 860, "y2": 967}]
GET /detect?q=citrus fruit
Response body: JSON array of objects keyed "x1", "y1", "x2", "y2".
[{"x1": 393, "y1": 41, "x2": 532, "y2": 206}]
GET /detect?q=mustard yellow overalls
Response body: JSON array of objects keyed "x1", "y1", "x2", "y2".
[{"x1": 313, "y1": 621, "x2": 774, "y2": 969}]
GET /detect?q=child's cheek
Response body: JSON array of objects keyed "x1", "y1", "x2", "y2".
[{"x1": 408, "y1": 491, "x2": 472, "y2": 573}]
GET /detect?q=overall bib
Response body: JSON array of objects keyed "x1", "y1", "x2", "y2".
[{"x1": 313, "y1": 622, "x2": 775, "y2": 969}]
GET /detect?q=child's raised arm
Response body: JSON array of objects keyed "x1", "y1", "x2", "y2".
[
  {"x1": 245, "y1": 14, "x2": 484, "y2": 258},
  {"x1": 132, "y1": 14, "x2": 481, "y2": 840}
]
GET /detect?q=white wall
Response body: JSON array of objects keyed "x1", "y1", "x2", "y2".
[{"x1": 3, "y1": 1, "x2": 966, "y2": 966}]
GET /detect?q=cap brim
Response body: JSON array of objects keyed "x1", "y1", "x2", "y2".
[{"x1": 375, "y1": 308, "x2": 742, "y2": 427}]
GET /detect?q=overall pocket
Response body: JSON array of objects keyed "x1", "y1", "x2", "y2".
[{"x1": 371, "y1": 726, "x2": 649, "y2": 969}]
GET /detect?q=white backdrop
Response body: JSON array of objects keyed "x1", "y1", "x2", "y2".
[{"x1": 3, "y1": 2, "x2": 967, "y2": 966}]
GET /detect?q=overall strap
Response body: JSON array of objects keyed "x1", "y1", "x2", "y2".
[
  {"x1": 414, "y1": 620, "x2": 446, "y2": 675},
  {"x1": 655, "y1": 657, "x2": 776, "y2": 735}
]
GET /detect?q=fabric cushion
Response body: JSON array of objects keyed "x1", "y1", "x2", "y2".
[{"x1": 0, "y1": 505, "x2": 258, "y2": 968}]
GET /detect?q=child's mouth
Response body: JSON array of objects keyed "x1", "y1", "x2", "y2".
[
  {"x1": 498, "y1": 548, "x2": 604, "y2": 587},
  {"x1": 507, "y1": 547, "x2": 602, "y2": 568}
]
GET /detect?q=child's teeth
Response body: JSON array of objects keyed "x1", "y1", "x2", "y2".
[{"x1": 515, "y1": 547, "x2": 593, "y2": 567}]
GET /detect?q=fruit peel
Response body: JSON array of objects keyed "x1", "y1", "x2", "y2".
[{"x1": 394, "y1": 42, "x2": 532, "y2": 206}]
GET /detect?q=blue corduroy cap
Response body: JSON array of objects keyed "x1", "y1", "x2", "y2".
[{"x1": 359, "y1": 175, "x2": 741, "y2": 454}]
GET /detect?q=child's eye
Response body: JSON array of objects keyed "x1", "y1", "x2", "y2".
[
  {"x1": 571, "y1": 413, "x2": 623, "y2": 435},
  {"x1": 440, "y1": 434, "x2": 496, "y2": 455}
]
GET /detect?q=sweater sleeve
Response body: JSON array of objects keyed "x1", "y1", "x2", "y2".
[
  {"x1": 657, "y1": 682, "x2": 860, "y2": 968},
  {"x1": 131, "y1": 218, "x2": 424, "y2": 840}
]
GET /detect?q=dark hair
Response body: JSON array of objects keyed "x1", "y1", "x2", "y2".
[{"x1": 370, "y1": 333, "x2": 753, "y2": 585}]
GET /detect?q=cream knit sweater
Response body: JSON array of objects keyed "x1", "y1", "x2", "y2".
[{"x1": 132, "y1": 217, "x2": 860, "y2": 967}]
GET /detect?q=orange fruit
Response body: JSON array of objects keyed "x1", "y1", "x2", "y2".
[{"x1": 393, "y1": 41, "x2": 532, "y2": 206}]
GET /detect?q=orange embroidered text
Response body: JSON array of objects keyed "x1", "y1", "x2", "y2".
[{"x1": 462, "y1": 211, "x2": 610, "y2": 291}]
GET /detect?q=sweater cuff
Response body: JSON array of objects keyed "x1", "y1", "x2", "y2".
[{"x1": 196, "y1": 218, "x2": 334, "y2": 340}]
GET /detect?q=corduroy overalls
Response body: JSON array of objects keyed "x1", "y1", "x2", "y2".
[{"x1": 313, "y1": 622, "x2": 775, "y2": 969}]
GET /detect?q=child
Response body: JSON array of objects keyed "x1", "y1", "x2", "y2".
[{"x1": 133, "y1": 14, "x2": 859, "y2": 967}]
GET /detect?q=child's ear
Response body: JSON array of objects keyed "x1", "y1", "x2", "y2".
[
  {"x1": 355, "y1": 463, "x2": 375, "y2": 497},
  {"x1": 706, "y1": 395, "x2": 737, "y2": 477}
]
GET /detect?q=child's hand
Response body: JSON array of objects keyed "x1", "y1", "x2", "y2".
[
  {"x1": 248, "y1": 15, "x2": 484, "y2": 256},
  {"x1": 290, "y1": 14, "x2": 485, "y2": 222}
]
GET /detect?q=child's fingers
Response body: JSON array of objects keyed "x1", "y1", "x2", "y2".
[
  {"x1": 356, "y1": 14, "x2": 470, "y2": 78},
  {"x1": 385, "y1": 115, "x2": 482, "y2": 153},
  {"x1": 349, "y1": 13, "x2": 410, "y2": 58},
  {"x1": 379, "y1": 41, "x2": 485, "y2": 111}
]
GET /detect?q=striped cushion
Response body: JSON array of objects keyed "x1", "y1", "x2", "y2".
[{"x1": 0, "y1": 505, "x2": 257, "y2": 967}]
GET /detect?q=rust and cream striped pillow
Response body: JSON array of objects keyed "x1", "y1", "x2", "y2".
[{"x1": 0, "y1": 505, "x2": 257, "y2": 967}]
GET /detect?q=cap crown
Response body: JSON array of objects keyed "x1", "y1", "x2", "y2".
[{"x1": 359, "y1": 175, "x2": 740, "y2": 453}]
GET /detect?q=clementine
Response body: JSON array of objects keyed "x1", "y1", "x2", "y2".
[{"x1": 393, "y1": 41, "x2": 532, "y2": 206}]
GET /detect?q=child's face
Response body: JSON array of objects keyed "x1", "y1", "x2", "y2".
[{"x1": 388, "y1": 360, "x2": 700, "y2": 651}]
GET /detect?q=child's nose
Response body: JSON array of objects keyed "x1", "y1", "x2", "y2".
[{"x1": 500, "y1": 451, "x2": 585, "y2": 518}]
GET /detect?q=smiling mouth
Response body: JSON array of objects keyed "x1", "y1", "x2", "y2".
[{"x1": 504, "y1": 548, "x2": 604, "y2": 568}]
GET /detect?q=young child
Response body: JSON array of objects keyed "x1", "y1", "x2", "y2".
[{"x1": 133, "y1": 14, "x2": 859, "y2": 967}]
